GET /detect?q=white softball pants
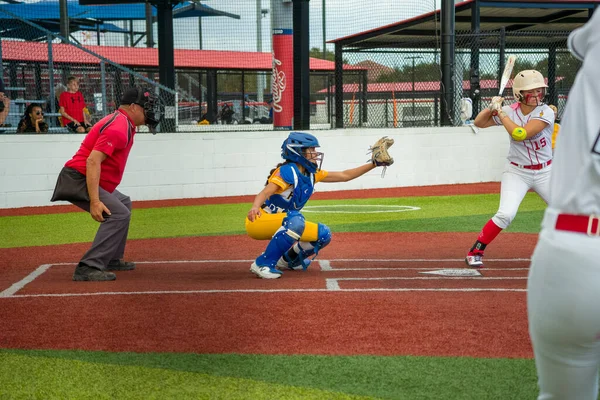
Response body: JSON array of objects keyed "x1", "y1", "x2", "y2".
[
  {"x1": 528, "y1": 208, "x2": 600, "y2": 400},
  {"x1": 491, "y1": 163, "x2": 552, "y2": 229}
]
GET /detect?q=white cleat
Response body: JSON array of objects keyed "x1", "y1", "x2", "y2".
[
  {"x1": 465, "y1": 253, "x2": 484, "y2": 268},
  {"x1": 250, "y1": 262, "x2": 283, "y2": 279}
]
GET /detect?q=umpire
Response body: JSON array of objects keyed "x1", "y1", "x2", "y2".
[{"x1": 51, "y1": 86, "x2": 161, "y2": 281}]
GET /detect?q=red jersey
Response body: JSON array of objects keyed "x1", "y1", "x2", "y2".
[
  {"x1": 59, "y1": 91, "x2": 86, "y2": 124},
  {"x1": 65, "y1": 109, "x2": 136, "y2": 193}
]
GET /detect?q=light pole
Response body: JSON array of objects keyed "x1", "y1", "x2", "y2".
[
  {"x1": 322, "y1": 0, "x2": 326, "y2": 60},
  {"x1": 257, "y1": 1, "x2": 269, "y2": 117}
]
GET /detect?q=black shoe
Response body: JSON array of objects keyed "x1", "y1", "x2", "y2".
[
  {"x1": 107, "y1": 259, "x2": 136, "y2": 271},
  {"x1": 73, "y1": 264, "x2": 116, "y2": 281}
]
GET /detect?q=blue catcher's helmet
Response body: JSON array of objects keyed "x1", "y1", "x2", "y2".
[{"x1": 281, "y1": 131, "x2": 324, "y2": 174}]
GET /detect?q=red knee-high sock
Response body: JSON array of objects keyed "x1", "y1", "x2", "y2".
[{"x1": 477, "y1": 219, "x2": 503, "y2": 246}]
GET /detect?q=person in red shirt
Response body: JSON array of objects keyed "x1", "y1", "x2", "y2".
[
  {"x1": 55, "y1": 86, "x2": 160, "y2": 281},
  {"x1": 59, "y1": 76, "x2": 92, "y2": 133}
]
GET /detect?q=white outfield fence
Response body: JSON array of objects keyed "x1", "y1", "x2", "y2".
[{"x1": 0, "y1": 126, "x2": 511, "y2": 209}]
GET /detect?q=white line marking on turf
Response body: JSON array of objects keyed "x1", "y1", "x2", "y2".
[
  {"x1": 326, "y1": 278, "x2": 340, "y2": 290},
  {"x1": 4, "y1": 287, "x2": 526, "y2": 298},
  {"x1": 44, "y1": 258, "x2": 530, "y2": 266},
  {"x1": 0, "y1": 264, "x2": 53, "y2": 298},
  {"x1": 0, "y1": 258, "x2": 530, "y2": 299},
  {"x1": 332, "y1": 277, "x2": 526, "y2": 281},
  {"x1": 322, "y1": 258, "x2": 531, "y2": 262},
  {"x1": 322, "y1": 267, "x2": 529, "y2": 271},
  {"x1": 319, "y1": 260, "x2": 332, "y2": 271}
]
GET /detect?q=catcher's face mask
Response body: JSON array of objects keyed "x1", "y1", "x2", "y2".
[{"x1": 302, "y1": 147, "x2": 324, "y2": 172}]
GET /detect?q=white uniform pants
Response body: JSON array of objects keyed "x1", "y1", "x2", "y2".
[
  {"x1": 492, "y1": 163, "x2": 551, "y2": 229},
  {"x1": 528, "y1": 209, "x2": 600, "y2": 400}
]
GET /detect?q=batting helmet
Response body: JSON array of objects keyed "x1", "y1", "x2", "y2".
[
  {"x1": 512, "y1": 70, "x2": 548, "y2": 104},
  {"x1": 281, "y1": 131, "x2": 323, "y2": 174}
]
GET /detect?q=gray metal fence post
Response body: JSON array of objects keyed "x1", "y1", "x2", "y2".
[
  {"x1": 48, "y1": 34, "x2": 56, "y2": 114},
  {"x1": 100, "y1": 60, "x2": 107, "y2": 117}
]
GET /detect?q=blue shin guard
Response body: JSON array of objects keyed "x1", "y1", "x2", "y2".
[
  {"x1": 255, "y1": 212, "x2": 305, "y2": 272},
  {"x1": 283, "y1": 223, "x2": 331, "y2": 270}
]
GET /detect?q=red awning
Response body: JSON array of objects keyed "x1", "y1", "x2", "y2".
[{"x1": 2, "y1": 40, "x2": 362, "y2": 72}]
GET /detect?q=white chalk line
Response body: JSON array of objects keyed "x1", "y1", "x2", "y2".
[{"x1": 0, "y1": 258, "x2": 531, "y2": 299}]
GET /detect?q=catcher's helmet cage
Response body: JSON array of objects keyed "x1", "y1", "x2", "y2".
[
  {"x1": 121, "y1": 86, "x2": 162, "y2": 134},
  {"x1": 281, "y1": 131, "x2": 323, "y2": 174},
  {"x1": 512, "y1": 70, "x2": 548, "y2": 104}
]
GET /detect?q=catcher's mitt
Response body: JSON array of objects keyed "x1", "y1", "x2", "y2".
[{"x1": 367, "y1": 136, "x2": 394, "y2": 177}]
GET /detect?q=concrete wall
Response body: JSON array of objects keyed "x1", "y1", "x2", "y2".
[{"x1": 0, "y1": 127, "x2": 510, "y2": 209}]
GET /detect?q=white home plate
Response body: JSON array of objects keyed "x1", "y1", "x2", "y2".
[{"x1": 419, "y1": 269, "x2": 482, "y2": 277}]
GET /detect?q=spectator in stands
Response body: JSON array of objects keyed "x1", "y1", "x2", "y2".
[
  {"x1": 0, "y1": 79, "x2": 10, "y2": 128},
  {"x1": 219, "y1": 103, "x2": 235, "y2": 124},
  {"x1": 17, "y1": 103, "x2": 48, "y2": 134},
  {"x1": 59, "y1": 76, "x2": 92, "y2": 133}
]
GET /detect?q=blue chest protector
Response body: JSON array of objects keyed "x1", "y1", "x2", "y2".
[{"x1": 264, "y1": 163, "x2": 314, "y2": 213}]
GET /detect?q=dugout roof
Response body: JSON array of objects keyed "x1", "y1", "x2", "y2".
[
  {"x1": 0, "y1": 0, "x2": 239, "y2": 21},
  {"x1": 1, "y1": 40, "x2": 362, "y2": 72},
  {"x1": 330, "y1": 0, "x2": 599, "y2": 50},
  {"x1": 0, "y1": 0, "x2": 239, "y2": 41}
]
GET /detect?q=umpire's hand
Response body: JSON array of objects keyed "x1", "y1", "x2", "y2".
[{"x1": 90, "y1": 200, "x2": 111, "y2": 222}]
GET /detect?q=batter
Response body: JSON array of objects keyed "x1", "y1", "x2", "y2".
[{"x1": 465, "y1": 69, "x2": 555, "y2": 268}]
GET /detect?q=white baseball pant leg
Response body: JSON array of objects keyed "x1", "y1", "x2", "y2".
[
  {"x1": 491, "y1": 164, "x2": 533, "y2": 229},
  {"x1": 528, "y1": 211, "x2": 600, "y2": 400},
  {"x1": 531, "y1": 166, "x2": 552, "y2": 204}
]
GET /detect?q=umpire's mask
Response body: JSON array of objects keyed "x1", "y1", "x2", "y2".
[{"x1": 121, "y1": 86, "x2": 162, "y2": 134}]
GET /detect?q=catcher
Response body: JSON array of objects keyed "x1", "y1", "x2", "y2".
[{"x1": 245, "y1": 132, "x2": 394, "y2": 279}]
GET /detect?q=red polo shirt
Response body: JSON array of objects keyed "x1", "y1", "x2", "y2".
[
  {"x1": 59, "y1": 91, "x2": 86, "y2": 124},
  {"x1": 65, "y1": 109, "x2": 136, "y2": 193}
]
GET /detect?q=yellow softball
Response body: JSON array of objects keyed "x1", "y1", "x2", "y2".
[{"x1": 512, "y1": 127, "x2": 527, "y2": 141}]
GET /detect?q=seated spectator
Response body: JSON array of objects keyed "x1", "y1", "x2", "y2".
[
  {"x1": 219, "y1": 103, "x2": 235, "y2": 124},
  {"x1": 17, "y1": 104, "x2": 48, "y2": 134},
  {"x1": 59, "y1": 76, "x2": 92, "y2": 133},
  {"x1": 0, "y1": 79, "x2": 11, "y2": 128}
]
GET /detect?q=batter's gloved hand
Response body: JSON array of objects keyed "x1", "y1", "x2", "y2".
[
  {"x1": 489, "y1": 96, "x2": 504, "y2": 115},
  {"x1": 368, "y1": 136, "x2": 394, "y2": 177}
]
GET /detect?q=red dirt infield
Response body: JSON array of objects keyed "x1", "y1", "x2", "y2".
[
  {"x1": 0, "y1": 182, "x2": 536, "y2": 359},
  {"x1": 0, "y1": 231, "x2": 536, "y2": 359}
]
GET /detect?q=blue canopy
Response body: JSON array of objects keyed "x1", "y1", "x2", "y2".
[{"x1": 0, "y1": 0, "x2": 240, "y2": 21}]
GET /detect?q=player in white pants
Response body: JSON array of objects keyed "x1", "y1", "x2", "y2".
[
  {"x1": 528, "y1": 11, "x2": 600, "y2": 400},
  {"x1": 465, "y1": 70, "x2": 555, "y2": 268}
]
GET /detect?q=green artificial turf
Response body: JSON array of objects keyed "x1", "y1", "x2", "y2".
[
  {"x1": 0, "y1": 193, "x2": 546, "y2": 248},
  {"x1": 0, "y1": 349, "x2": 539, "y2": 400}
]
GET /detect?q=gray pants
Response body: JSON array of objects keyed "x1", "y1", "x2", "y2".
[{"x1": 71, "y1": 188, "x2": 132, "y2": 270}]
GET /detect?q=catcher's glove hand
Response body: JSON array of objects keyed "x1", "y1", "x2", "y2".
[{"x1": 367, "y1": 136, "x2": 394, "y2": 177}]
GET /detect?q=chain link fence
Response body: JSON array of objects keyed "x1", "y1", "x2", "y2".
[
  {"x1": 339, "y1": 29, "x2": 581, "y2": 128},
  {"x1": 1, "y1": 1, "x2": 581, "y2": 133},
  {"x1": 1, "y1": 0, "x2": 430, "y2": 134}
]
